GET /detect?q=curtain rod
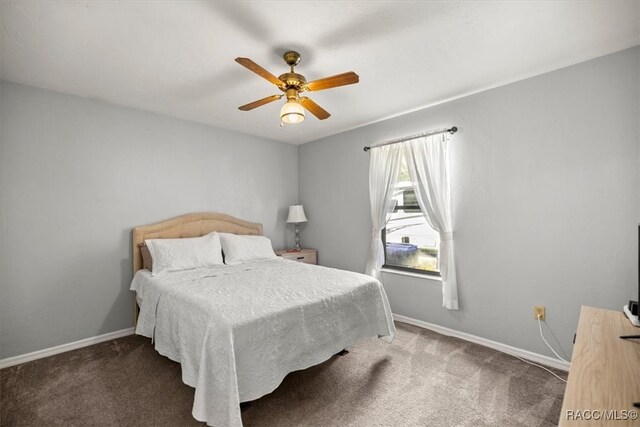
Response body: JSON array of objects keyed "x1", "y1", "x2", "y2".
[{"x1": 363, "y1": 126, "x2": 457, "y2": 152}]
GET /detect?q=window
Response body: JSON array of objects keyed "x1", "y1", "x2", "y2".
[{"x1": 383, "y1": 157, "x2": 440, "y2": 275}]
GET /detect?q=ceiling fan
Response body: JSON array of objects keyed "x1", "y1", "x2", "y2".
[{"x1": 235, "y1": 51, "x2": 359, "y2": 125}]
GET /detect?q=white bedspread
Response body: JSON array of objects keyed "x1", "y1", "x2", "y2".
[{"x1": 130, "y1": 259, "x2": 395, "y2": 427}]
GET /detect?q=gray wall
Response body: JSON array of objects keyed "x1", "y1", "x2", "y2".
[
  {"x1": 0, "y1": 81, "x2": 299, "y2": 359},
  {"x1": 299, "y1": 46, "x2": 640, "y2": 359}
]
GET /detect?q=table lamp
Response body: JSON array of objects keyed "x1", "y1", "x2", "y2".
[{"x1": 286, "y1": 205, "x2": 307, "y2": 251}]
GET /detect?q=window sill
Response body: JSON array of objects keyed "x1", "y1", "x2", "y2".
[{"x1": 380, "y1": 268, "x2": 442, "y2": 282}]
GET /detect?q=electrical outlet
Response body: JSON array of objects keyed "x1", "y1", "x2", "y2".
[{"x1": 534, "y1": 305, "x2": 546, "y2": 320}]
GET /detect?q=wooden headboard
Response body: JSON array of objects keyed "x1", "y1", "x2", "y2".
[{"x1": 131, "y1": 212, "x2": 263, "y2": 275}]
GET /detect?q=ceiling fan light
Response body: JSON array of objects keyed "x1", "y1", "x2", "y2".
[{"x1": 280, "y1": 100, "x2": 305, "y2": 124}]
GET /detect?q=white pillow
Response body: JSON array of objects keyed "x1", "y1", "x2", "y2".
[
  {"x1": 145, "y1": 232, "x2": 224, "y2": 275},
  {"x1": 219, "y1": 233, "x2": 277, "y2": 265}
]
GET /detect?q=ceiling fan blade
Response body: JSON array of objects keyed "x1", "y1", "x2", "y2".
[
  {"x1": 299, "y1": 97, "x2": 331, "y2": 120},
  {"x1": 305, "y1": 71, "x2": 359, "y2": 92},
  {"x1": 238, "y1": 95, "x2": 282, "y2": 111},
  {"x1": 235, "y1": 57, "x2": 283, "y2": 87}
]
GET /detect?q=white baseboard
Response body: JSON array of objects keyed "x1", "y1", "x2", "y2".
[
  {"x1": 1, "y1": 318, "x2": 569, "y2": 372},
  {"x1": 0, "y1": 327, "x2": 135, "y2": 369},
  {"x1": 393, "y1": 314, "x2": 570, "y2": 372}
]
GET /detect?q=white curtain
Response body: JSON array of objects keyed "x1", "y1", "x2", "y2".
[
  {"x1": 365, "y1": 144, "x2": 403, "y2": 280},
  {"x1": 403, "y1": 133, "x2": 459, "y2": 310}
]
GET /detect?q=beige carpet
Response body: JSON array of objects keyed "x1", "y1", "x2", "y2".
[{"x1": 1, "y1": 322, "x2": 566, "y2": 426}]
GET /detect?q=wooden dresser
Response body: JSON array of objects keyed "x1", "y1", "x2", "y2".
[
  {"x1": 275, "y1": 248, "x2": 317, "y2": 265},
  {"x1": 559, "y1": 306, "x2": 640, "y2": 425}
]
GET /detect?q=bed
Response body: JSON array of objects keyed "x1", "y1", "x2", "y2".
[{"x1": 130, "y1": 213, "x2": 395, "y2": 427}]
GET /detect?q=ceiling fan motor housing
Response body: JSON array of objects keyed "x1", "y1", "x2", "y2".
[
  {"x1": 279, "y1": 51, "x2": 307, "y2": 91},
  {"x1": 278, "y1": 73, "x2": 307, "y2": 91}
]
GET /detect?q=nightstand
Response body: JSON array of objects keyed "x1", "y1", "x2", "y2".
[{"x1": 275, "y1": 248, "x2": 317, "y2": 265}]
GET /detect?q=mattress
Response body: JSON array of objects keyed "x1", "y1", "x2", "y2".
[{"x1": 130, "y1": 258, "x2": 395, "y2": 427}]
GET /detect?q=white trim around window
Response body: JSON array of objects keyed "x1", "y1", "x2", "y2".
[{"x1": 381, "y1": 267, "x2": 442, "y2": 282}]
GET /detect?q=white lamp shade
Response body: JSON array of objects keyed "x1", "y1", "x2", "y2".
[
  {"x1": 280, "y1": 100, "x2": 305, "y2": 124},
  {"x1": 287, "y1": 205, "x2": 308, "y2": 223}
]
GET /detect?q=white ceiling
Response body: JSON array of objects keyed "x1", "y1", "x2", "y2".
[{"x1": 1, "y1": 1, "x2": 638, "y2": 145}]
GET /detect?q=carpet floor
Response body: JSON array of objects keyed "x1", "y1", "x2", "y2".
[{"x1": 1, "y1": 322, "x2": 566, "y2": 426}]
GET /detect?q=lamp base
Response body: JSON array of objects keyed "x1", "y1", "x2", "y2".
[{"x1": 293, "y1": 223, "x2": 302, "y2": 251}]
